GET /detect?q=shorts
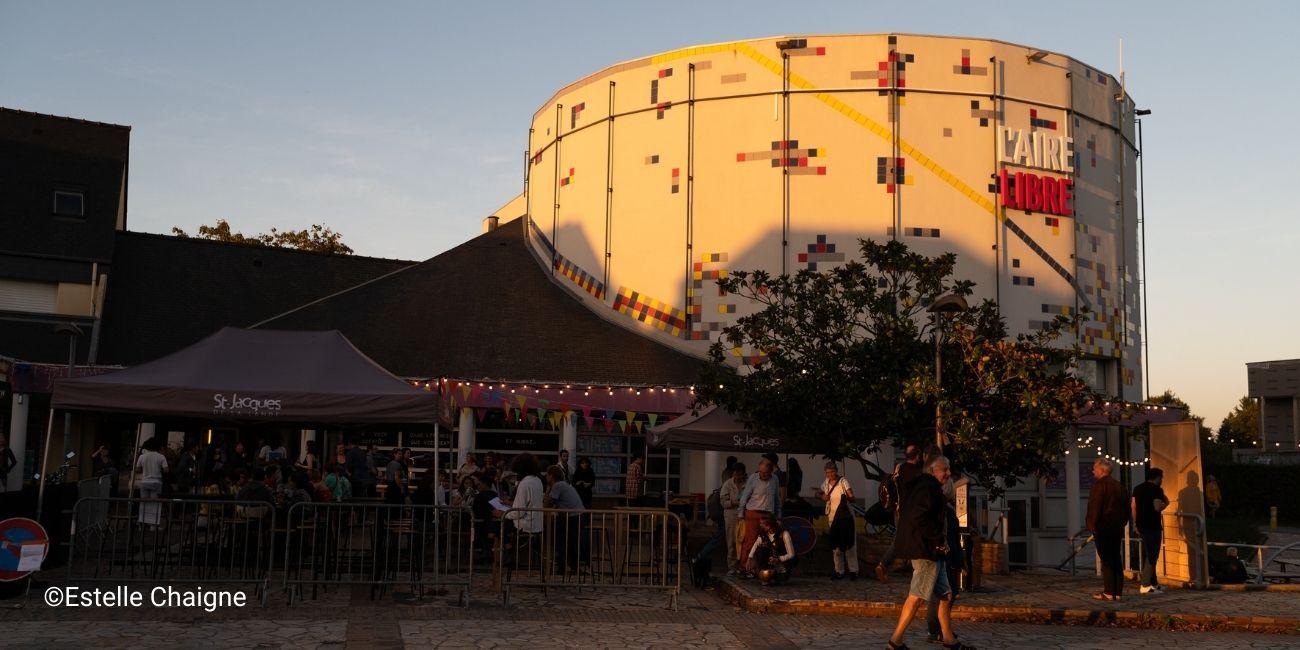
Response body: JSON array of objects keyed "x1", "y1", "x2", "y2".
[{"x1": 908, "y1": 559, "x2": 952, "y2": 600}]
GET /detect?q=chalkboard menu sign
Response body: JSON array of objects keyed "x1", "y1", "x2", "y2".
[
  {"x1": 594, "y1": 478, "x2": 622, "y2": 495},
  {"x1": 476, "y1": 431, "x2": 558, "y2": 452},
  {"x1": 407, "y1": 429, "x2": 454, "y2": 449},
  {"x1": 578, "y1": 435, "x2": 625, "y2": 455},
  {"x1": 591, "y1": 457, "x2": 623, "y2": 476},
  {"x1": 353, "y1": 431, "x2": 400, "y2": 447}
]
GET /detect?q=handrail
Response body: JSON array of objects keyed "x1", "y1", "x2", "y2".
[{"x1": 1171, "y1": 511, "x2": 1208, "y2": 588}]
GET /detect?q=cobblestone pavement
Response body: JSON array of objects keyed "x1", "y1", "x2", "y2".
[
  {"x1": 2, "y1": 580, "x2": 1298, "y2": 649},
  {"x1": 724, "y1": 569, "x2": 1300, "y2": 620}
]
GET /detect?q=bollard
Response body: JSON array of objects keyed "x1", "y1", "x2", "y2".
[{"x1": 1271, "y1": 506, "x2": 1278, "y2": 531}]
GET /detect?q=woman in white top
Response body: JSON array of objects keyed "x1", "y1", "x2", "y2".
[
  {"x1": 501, "y1": 453, "x2": 544, "y2": 534},
  {"x1": 135, "y1": 437, "x2": 169, "y2": 526},
  {"x1": 817, "y1": 460, "x2": 859, "y2": 580}
]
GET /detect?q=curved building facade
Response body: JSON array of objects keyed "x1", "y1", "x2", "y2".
[{"x1": 521, "y1": 33, "x2": 1142, "y2": 401}]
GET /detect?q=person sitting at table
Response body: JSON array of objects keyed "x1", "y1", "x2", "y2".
[
  {"x1": 471, "y1": 474, "x2": 500, "y2": 557},
  {"x1": 452, "y1": 475, "x2": 478, "y2": 507},
  {"x1": 324, "y1": 464, "x2": 352, "y2": 501},
  {"x1": 310, "y1": 469, "x2": 333, "y2": 503},
  {"x1": 458, "y1": 454, "x2": 480, "y2": 482},
  {"x1": 235, "y1": 468, "x2": 274, "y2": 518},
  {"x1": 748, "y1": 515, "x2": 797, "y2": 587}
]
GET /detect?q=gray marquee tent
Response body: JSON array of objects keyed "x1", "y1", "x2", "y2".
[
  {"x1": 647, "y1": 404, "x2": 822, "y2": 454},
  {"x1": 52, "y1": 327, "x2": 437, "y2": 424}
]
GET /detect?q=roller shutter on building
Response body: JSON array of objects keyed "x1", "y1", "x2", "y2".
[{"x1": 0, "y1": 278, "x2": 58, "y2": 314}]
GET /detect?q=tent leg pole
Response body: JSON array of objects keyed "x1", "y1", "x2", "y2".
[
  {"x1": 35, "y1": 408, "x2": 56, "y2": 521},
  {"x1": 434, "y1": 421, "x2": 440, "y2": 493}
]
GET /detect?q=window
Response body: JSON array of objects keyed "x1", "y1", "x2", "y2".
[{"x1": 53, "y1": 190, "x2": 84, "y2": 217}]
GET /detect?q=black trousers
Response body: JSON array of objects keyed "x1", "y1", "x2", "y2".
[
  {"x1": 1095, "y1": 528, "x2": 1125, "y2": 596},
  {"x1": 1139, "y1": 527, "x2": 1162, "y2": 587}
]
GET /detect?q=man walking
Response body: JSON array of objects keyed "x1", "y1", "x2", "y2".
[
  {"x1": 1132, "y1": 467, "x2": 1168, "y2": 594},
  {"x1": 886, "y1": 456, "x2": 972, "y2": 650},
  {"x1": 1087, "y1": 458, "x2": 1128, "y2": 601},
  {"x1": 876, "y1": 444, "x2": 923, "y2": 582},
  {"x1": 737, "y1": 458, "x2": 782, "y2": 574}
]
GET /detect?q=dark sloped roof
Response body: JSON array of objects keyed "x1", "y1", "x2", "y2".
[
  {"x1": 98, "y1": 232, "x2": 415, "y2": 365},
  {"x1": 258, "y1": 218, "x2": 705, "y2": 385}
]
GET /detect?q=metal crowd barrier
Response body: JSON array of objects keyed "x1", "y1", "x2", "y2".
[
  {"x1": 67, "y1": 497, "x2": 276, "y2": 605},
  {"x1": 496, "y1": 507, "x2": 683, "y2": 610},
  {"x1": 282, "y1": 502, "x2": 473, "y2": 606}
]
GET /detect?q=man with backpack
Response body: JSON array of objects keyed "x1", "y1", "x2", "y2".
[
  {"x1": 689, "y1": 464, "x2": 736, "y2": 582},
  {"x1": 876, "y1": 444, "x2": 923, "y2": 582}
]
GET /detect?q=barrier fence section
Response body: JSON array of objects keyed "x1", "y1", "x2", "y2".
[
  {"x1": 282, "y1": 502, "x2": 473, "y2": 606},
  {"x1": 496, "y1": 508, "x2": 683, "y2": 610},
  {"x1": 67, "y1": 497, "x2": 277, "y2": 604}
]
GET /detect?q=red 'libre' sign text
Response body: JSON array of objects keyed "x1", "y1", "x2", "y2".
[{"x1": 999, "y1": 168, "x2": 1073, "y2": 217}]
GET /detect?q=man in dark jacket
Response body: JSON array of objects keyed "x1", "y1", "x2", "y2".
[
  {"x1": 876, "y1": 444, "x2": 922, "y2": 582},
  {"x1": 887, "y1": 456, "x2": 970, "y2": 650},
  {"x1": 1087, "y1": 457, "x2": 1129, "y2": 600}
]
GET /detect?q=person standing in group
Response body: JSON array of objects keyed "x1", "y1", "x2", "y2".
[
  {"x1": 625, "y1": 456, "x2": 645, "y2": 507},
  {"x1": 555, "y1": 449, "x2": 572, "y2": 484},
  {"x1": 458, "y1": 454, "x2": 480, "y2": 482},
  {"x1": 721, "y1": 462, "x2": 747, "y2": 575},
  {"x1": 818, "y1": 461, "x2": 859, "y2": 580},
  {"x1": 500, "y1": 453, "x2": 544, "y2": 537},
  {"x1": 1087, "y1": 457, "x2": 1129, "y2": 601},
  {"x1": 927, "y1": 477, "x2": 964, "y2": 644},
  {"x1": 737, "y1": 458, "x2": 782, "y2": 575},
  {"x1": 1131, "y1": 467, "x2": 1169, "y2": 594},
  {"x1": 886, "y1": 456, "x2": 972, "y2": 650},
  {"x1": 690, "y1": 465, "x2": 730, "y2": 575},
  {"x1": 0, "y1": 434, "x2": 15, "y2": 492},
  {"x1": 1205, "y1": 474, "x2": 1222, "y2": 519},
  {"x1": 876, "y1": 444, "x2": 923, "y2": 582},
  {"x1": 572, "y1": 457, "x2": 596, "y2": 508},
  {"x1": 135, "y1": 437, "x2": 169, "y2": 526},
  {"x1": 384, "y1": 448, "x2": 409, "y2": 502},
  {"x1": 345, "y1": 442, "x2": 373, "y2": 497}
]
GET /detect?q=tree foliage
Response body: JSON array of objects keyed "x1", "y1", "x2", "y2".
[
  {"x1": 1217, "y1": 396, "x2": 1260, "y2": 449},
  {"x1": 171, "y1": 220, "x2": 354, "y2": 255},
  {"x1": 695, "y1": 238, "x2": 1095, "y2": 497}
]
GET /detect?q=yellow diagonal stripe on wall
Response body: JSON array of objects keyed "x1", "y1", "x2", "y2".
[{"x1": 643, "y1": 39, "x2": 1083, "y2": 302}]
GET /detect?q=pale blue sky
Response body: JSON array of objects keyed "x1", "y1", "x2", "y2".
[{"x1": 3, "y1": 1, "x2": 1297, "y2": 425}]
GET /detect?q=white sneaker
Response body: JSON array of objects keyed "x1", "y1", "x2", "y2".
[{"x1": 1139, "y1": 585, "x2": 1161, "y2": 594}]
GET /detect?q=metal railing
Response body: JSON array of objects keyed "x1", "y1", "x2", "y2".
[
  {"x1": 67, "y1": 497, "x2": 276, "y2": 604},
  {"x1": 1207, "y1": 540, "x2": 1300, "y2": 584},
  {"x1": 496, "y1": 507, "x2": 683, "y2": 610},
  {"x1": 1171, "y1": 511, "x2": 1208, "y2": 588},
  {"x1": 281, "y1": 501, "x2": 473, "y2": 606}
]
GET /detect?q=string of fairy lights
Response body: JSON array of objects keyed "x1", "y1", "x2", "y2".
[{"x1": 404, "y1": 377, "x2": 697, "y2": 398}]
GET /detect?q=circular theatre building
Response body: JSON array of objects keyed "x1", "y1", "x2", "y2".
[{"x1": 520, "y1": 33, "x2": 1142, "y2": 400}]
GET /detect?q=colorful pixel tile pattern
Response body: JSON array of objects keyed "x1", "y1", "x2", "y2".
[
  {"x1": 888, "y1": 226, "x2": 941, "y2": 238},
  {"x1": 570, "y1": 102, "x2": 585, "y2": 129},
  {"x1": 1029, "y1": 108, "x2": 1057, "y2": 131},
  {"x1": 970, "y1": 100, "x2": 1000, "y2": 127},
  {"x1": 953, "y1": 49, "x2": 988, "y2": 76},
  {"x1": 737, "y1": 140, "x2": 826, "y2": 175},
  {"x1": 559, "y1": 167, "x2": 575, "y2": 187},
  {"x1": 671, "y1": 167, "x2": 680, "y2": 193},
  {"x1": 527, "y1": 219, "x2": 607, "y2": 301},
  {"x1": 798, "y1": 234, "x2": 845, "y2": 271},
  {"x1": 614, "y1": 287, "x2": 687, "y2": 337},
  {"x1": 688, "y1": 252, "x2": 731, "y2": 341},
  {"x1": 876, "y1": 157, "x2": 912, "y2": 193}
]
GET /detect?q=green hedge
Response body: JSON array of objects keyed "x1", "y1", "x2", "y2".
[{"x1": 1203, "y1": 464, "x2": 1300, "y2": 525}]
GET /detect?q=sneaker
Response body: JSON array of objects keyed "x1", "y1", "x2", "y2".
[
  {"x1": 1139, "y1": 585, "x2": 1156, "y2": 594},
  {"x1": 726, "y1": 569, "x2": 740, "y2": 578},
  {"x1": 926, "y1": 632, "x2": 942, "y2": 644},
  {"x1": 830, "y1": 572, "x2": 844, "y2": 581}
]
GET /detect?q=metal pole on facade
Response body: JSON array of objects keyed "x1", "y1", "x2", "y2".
[
  {"x1": 56, "y1": 323, "x2": 82, "y2": 460},
  {"x1": 35, "y1": 409, "x2": 55, "y2": 521},
  {"x1": 1135, "y1": 109, "x2": 1152, "y2": 398},
  {"x1": 927, "y1": 294, "x2": 969, "y2": 451}
]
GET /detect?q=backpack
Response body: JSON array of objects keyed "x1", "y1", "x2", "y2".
[
  {"x1": 706, "y1": 488, "x2": 724, "y2": 522},
  {"x1": 878, "y1": 475, "x2": 899, "y2": 513}
]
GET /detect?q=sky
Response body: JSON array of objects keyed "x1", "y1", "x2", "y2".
[{"x1": 3, "y1": 1, "x2": 1298, "y2": 426}]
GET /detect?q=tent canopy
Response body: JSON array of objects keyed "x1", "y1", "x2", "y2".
[
  {"x1": 647, "y1": 405, "x2": 822, "y2": 454},
  {"x1": 52, "y1": 327, "x2": 437, "y2": 424}
]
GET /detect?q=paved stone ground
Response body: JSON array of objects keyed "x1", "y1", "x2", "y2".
[
  {"x1": 723, "y1": 569, "x2": 1300, "y2": 621},
  {"x1": 2, "y1": 577, "x2": 1298, "y2": 649}
]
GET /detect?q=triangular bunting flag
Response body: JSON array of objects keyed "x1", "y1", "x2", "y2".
[
  {"x1": 634, "y1": 422, "x2": 643, "y2": 433},
  {"x1": 604, "y1": 418, "x2": 616, "y2": 433},
  {"x1": 617, "y1": 420, "x2": 627, "y2": 433},
  {"x1": 625, "y1": 411, "x2": 637, "y2": 425},
  {"x1": 647, "y1": 413, "x2": 659, "y2": 429},
  {"x1": 516, "y1": 395, "x2": 528, "y2": 411},
  {"x1": 476, "y1": 407, "x2": 488, "y2": 424}
]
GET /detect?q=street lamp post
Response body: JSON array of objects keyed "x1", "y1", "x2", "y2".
[{"x1": 927, "y1": 293, "x2": 969, "y2": 451}]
